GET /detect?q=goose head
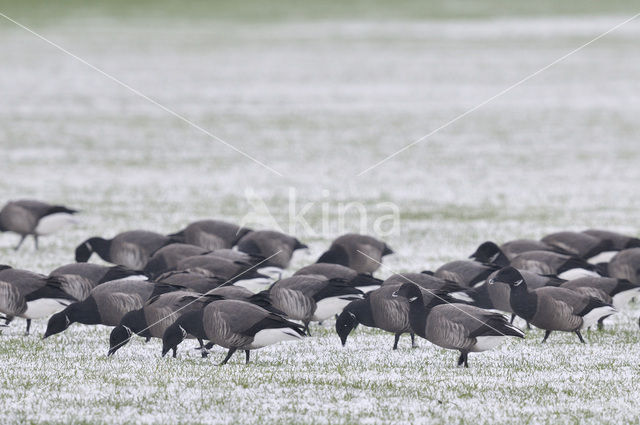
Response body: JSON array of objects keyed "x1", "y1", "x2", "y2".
[{"x1": 489, "y1": 267, "x2": 526, "y2": 288}]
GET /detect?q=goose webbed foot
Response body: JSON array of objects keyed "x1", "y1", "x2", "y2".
[
  {"x1": 541, "y1": 330, "x2": 552, "y2": 343},
  {"x1": 457, "y1": 352, "x2": 469, "y2": 368},
  {"x1": 575, "y1": 330, "x2": 586, "y2": 344}
]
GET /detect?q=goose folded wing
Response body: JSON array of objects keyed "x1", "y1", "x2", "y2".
[{"x1": 97, "y1": 292, "x2": 147, "y2": 326}]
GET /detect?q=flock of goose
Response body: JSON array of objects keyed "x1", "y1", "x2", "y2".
[{"x1": 1, "y1": 199, "x2": 640, "y2": 367}]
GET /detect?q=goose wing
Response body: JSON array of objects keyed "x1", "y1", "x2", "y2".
[
  {"x1": 369, "y1": 285, "x2": 410, "y2": 333},
  {"x1": 96, "y1": 292, "x2": 147, "y2": 326},
  {"x1": 0, "y1": 280, "x2": 27, "y2": 316},
  {"x1": 531, "y1": 289, "x2": 582, "y2": 331}
]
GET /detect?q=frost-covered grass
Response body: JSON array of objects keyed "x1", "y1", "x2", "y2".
[{"x1": 1, "y1": 1, "x2": 640, "y2": 424}]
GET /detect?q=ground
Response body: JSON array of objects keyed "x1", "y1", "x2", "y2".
[{"x1": 1, "y1": 1, "x2": 639, "y2": 424}]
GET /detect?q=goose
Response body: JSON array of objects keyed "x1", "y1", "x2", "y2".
[
  {"x1": 316, "y1": 233, "x2": 393, "y2": 274},
  {"x1": 155, "y1": 271, "x2": 226, "y2": 294},
  {"x1": 143, "y1": 244, "x2": 209, "y2": 277},
  {"x1": 470, "y1": 241, "x2": 559, "y2": 266},
  {"x1": 0, "y1": 266, "x2": 77, "y2": 334},
  {"x1": 508, "y1": 250, "x2": 600, "y2": 280},
  {"x1": 175, "y1": 254, "x2": 268, "y2": 283},
  {"x1": 433, "y1": 261, "x2": 499, "y2": 288},
  {"x1": 582, "y1": 229, "x2": 640, "y2": 251},
  {"x1": 470, "y1": 269, "x2": 564, "y2": 316},
  {"x1": 541, "y1": 231, "x2": 615, "y2": 264},
  {"x1": 236, "y1": 230, "x2": 307, "y2": 269},
  {"x1": 169, "y1": 220, "x2": 252, "y2": 250},
  {"x1": 160, "y1": 287, "x2": 282, "y2": 358},
  {"x1": 108, "y1": 290, "x2": 212, "y2": 356},
  {"x1": 0, "y1": 199, "x2": 78, "y2": 250},
  {"x1": 200, "y1": 299, "x2": 305, "y2": 365},
  {"x1": 382, "y1": 273, "x2": 473, "y2": 302},
  {"x1": 606, "y1": 248, "x2": 640, "y2": 283},
  {"x1": 489, "y1": 267, "x2": 616, "y2": 343},
  {"x1": 294, "y1": 263, "x2": 383, "y2": 293},
  {"x1": 75, "y1": 230, "x2": 174, "y2": 270},
  {"x1": 392, "y1": 282, "x2": 524, "y2": 367},
  {"x1": 266, "y1": 275, "x2": 363, "y2": 334},
  {"x1": 43, "y1": 279, "x2": 160, "y2": 338},
  {"x1": 336, "y1": 283, "x2": 450, "y2": 350},
  {"x1": 49, "y1": 263, "x2": 146, "y2": 301}
]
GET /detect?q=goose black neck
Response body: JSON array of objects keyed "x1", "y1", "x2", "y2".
[
  {"x1": 67, "y1": 298, "x2": 101, "y2": 325},
  {"x1": 175, "y1": 310, "x2": 206, "y2": 339},
  {"x1": 508, "y1": 284, "x2": 536, "y2": 322},
  {"x1": 120, "y1": 309, "x2": 149, "y2": 337},
  {"x1": 347, "y1": 299, "x2": 375, "y2": 328}
]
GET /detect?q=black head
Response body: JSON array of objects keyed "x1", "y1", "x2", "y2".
[
  {"x1": 489, "y1": 267, "x2": 526, "y2": 288},
  {"x1": 470, "y1": 241, "x2": 502, "y2": 263},
  {"x1": 162, "y1": 323, "x2": 187, "y2": 357},
  {"x1": 75, "y1": 238, "x2": 97, "y2": 263},
  {"x1": 108, "y1": 325, "x2": 133, "y2": 356},
  {"x1": 391, "y1": 282, "x2": 423, "y2": 303},
  {"x1": 335, "y1": 308, "x2": 359, "y2": 346},
  {"x1": 43, "y1": 311, "x2": 71, "y2": 339}
]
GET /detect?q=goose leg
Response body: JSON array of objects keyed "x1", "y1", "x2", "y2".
[
  {"x1": 14, "y1": 235, "x2": 26, "y2": 251},
  {"x1": 304, "y1": 322, "x2": 311, "y2": 336},
  {"x1": 172, "y1": 347, "x2": 177, "y2": 358},
  {"x1": 541, "y1": 330, "x2": 552, "y2": 343},
  {"x1": 145, "y1": 337, "x2": 151, "y2": 343},
  {"x1": 575, "y1": 331, "x2": 586, "y2": 344},
  {"x1": 220, "y1": 348, "x2": 237, "y2": 365},
  {"x1": 457, "y1": 352, "x2": 465, "y2": 367},
  {"x1": 411, "y1": 333, "x2": 417, "y2": 348},
  {"x1": 597, "y1": 317, "x2": 605, "y2": 331},
  {"x1": 25, "y1": 319, "x2": 32, "y2": 336},
  {"x1": 393, "y1": 333, "x2": 401, "y2": 350},
  {"x1": 33, "y1": 235, "x2": 39, "y2": 250},
  {"x1": 463, "y1": 353, "x2": 469, "y2": 368},
  {"x1": 245, "y1": 350, "x2": 250, "y2": 364},
  {"x1": 526, "y1": 322, "x2": 531, "y2": 330},
  {"x1": 5, "y1": 316, "x2": 13, "y2": 326},
  {"x1": 205, "y1": 342, "x2": 214, "y2": 349},
  {"x1": 509, "y1": 314, "x2": 516, "y2": 324}
]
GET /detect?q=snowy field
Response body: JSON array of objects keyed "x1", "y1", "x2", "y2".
[{"x1": 1, "y1": 1, "x2": 640, "y2": 423}]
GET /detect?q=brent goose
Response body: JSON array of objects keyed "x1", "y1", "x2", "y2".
[{"x1": 316, "y1": 233, "x2": 393, "y2": 274}]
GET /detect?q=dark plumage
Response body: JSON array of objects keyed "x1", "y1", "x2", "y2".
[
  {"x1": 266, "y1": 275, "x2": 363, "y2": 334},
  {"x1": 508, "y1": 250, "x2": 600, "y2": 280},
  {"x1": 202, "y1": 300, "x2": 305, "y2": 365},
  {"x1": 470, "y1": 240, "x2": 559, "y2": 266},
  {"x1": 154, "y1": 271, "x2": 226, "y2": 294},
  {"x1": 434, "y1": 261, "x2": 499, "y2": 288},
  {"x1": 382, "y1": 273, "x2": 473, "y2": 302},
  {"x1": 0, "y1": 266, "x2": 76, "y2": 334},
  {"x1": 175, "y1": 254, "x2": 267, "y2": 283},
  {"x1": 75, "y1": 230, "x2": 173, "y2": 270},
  {"x1": 143, "y1": 244, "x2": 209, "y2": 277},
  {"x1": 490, "y1": 267, "x2": 616, "y2": 343},
  {"x1": 294, "y1": 263, "x2": 382, "y2": 293},
  {"x1": 0, "y1": 199, "x2": 78, "y2": 250},
  {"x1": 582, "y1": 229, "x2": 640, "y2": 251},
  {"x1": 541, "y1": 231, "x2": 614, "y2": 262},
  {"x1": 236, "y1": 230, "x2": 307, "y2": 269},
  {"x1": 316, "y1": 233, "x2": 393, "y2": 274},
  {"x1": 393, "y1": 282, "x2": 524, "y2": 367},
  {"x1": 169, "y1": 220, "x2": 252, "y2": 250},
  {"x1": 606, "y1": 248, "x2": 640, "y2": 283},
  {"x1": 49, "y1": 263, "x2": 146, "y2": 301},
  {"x1": 43, "y1": 279, "x2": 157, "y2": 338}
]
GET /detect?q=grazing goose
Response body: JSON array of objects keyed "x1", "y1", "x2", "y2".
[
  {"x1": 316, "y1": 233, "x2": 393, "y2": 274},
  {"x1": 582, "y1": 229, "x2": 640, "y2": 251},
  {"x1": 490, "y1": 267, "x2": 616, "y2": 343},
  {"x1": 336, "y1": 283, "x2": 450, "y2": 349},
  {"x1": 0, "y1": 199, "x2": 78, "y2": 250},
  {"x1": 470, "y1": 269, "x2": 564, "y2": 314},
  {"x1": 236, "y1": 230, "x2": 307, "y2": 269},
  {"x1": 0, "y1": 266, "x2": 77, "y2": 334},
  {"x1": 75, "y1": 230, "x2": 174, "y2": 270},
  {"x1": 294, "y1": 263, "x2": 383, "y2": 293},
  {"x1": 508, "y1": 250, "x2": 600, "y2": 280},
  {"x1": 169, "y1": 220, "x2": 252, "y2": 250},
  {"x1": 392, "y1": 282, "x2": 524, "y2": 368},
  {"x1": 43, "y1": 279, "x2": 158, "y2": 338},
  {"x1": 382, "y1": 273, "x2": 473, "y2": 302},
  {"x1": 175, "y1": 254, "x2": 267, "y2": 283},
  {"x1": 470, "y1": 241, "x2": 560, "y2": 266},
  {"x1": 606, "y1": 248, "x2": 640, "y2": 283},
  {"x1": 541, "y1": 231, "x2": 615, "y2": 263},
  {"x1": 201, "y1": 299, "x2": 305, "y2": 365},
  {"x1": 160, "y1": 287, "x2": 282, "y2": 358},
  {"x1": 155, "y1": 271, "x2": 226, "y2": 294},
  {"x1": 108, "y1": 290, "x2": 211, "y2": 356},
  {"x1": 49, "y1": 263, "x2": 146, "y2": 301},
  {"x1": 143, "y1": 244, "x2": 209, "y2": 277},
  {"x1": 433, "y1": 261, "x2": 499, "y2": 288},
  {"x1": 267, "y1": 275, "x2": 363, "y2": 334}
]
